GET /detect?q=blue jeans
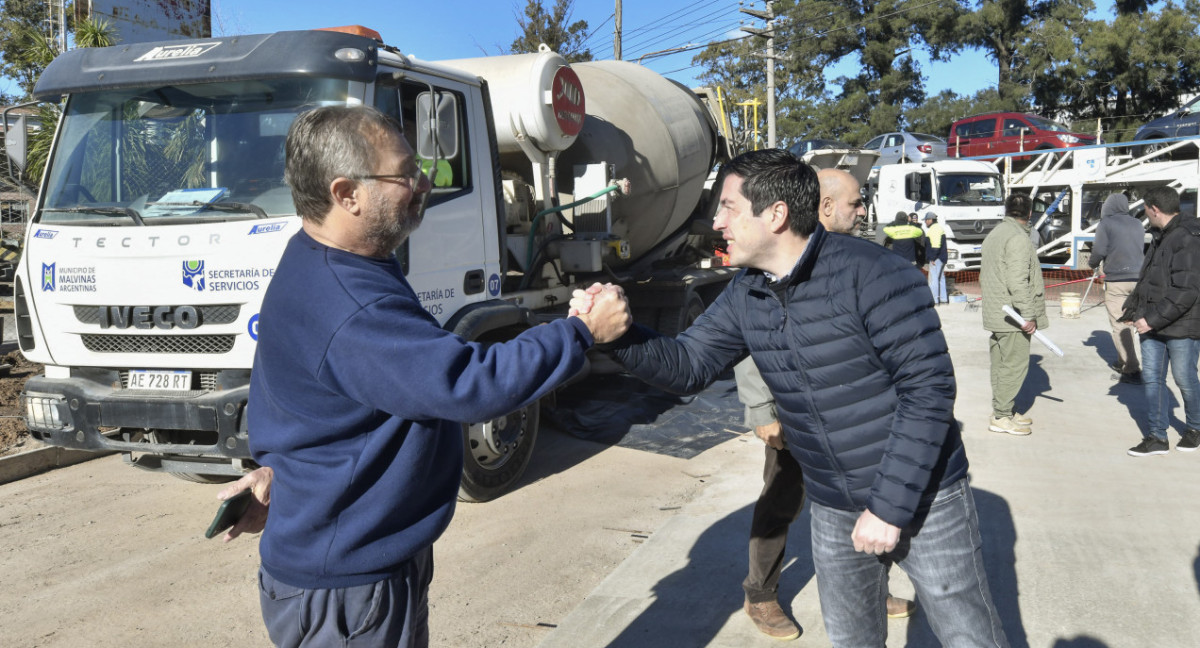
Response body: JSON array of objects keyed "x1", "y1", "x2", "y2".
[
  {"x1": 810, "y1": 479, "x2": 1008, "y2": 648},
  {"x1": 928, "y1": 258, "x2": 947, "y2": 303},
  {"x1": 1139, "y1": 335, "x2": 1200, "y2": 441},
  {"x1": 258, "y1": 546, "x2": 433, "y2": 648}
]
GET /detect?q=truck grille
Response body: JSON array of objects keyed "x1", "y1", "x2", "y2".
[
  {"x1": 947, "y1": 220, "x2": 1000, "y2": 244},
  {"x1": 81, "y1": 334, "x2": 236, "y2": 354},
  {"x1": 73, "y1": 304, "x2": 240, "y2": 325}
]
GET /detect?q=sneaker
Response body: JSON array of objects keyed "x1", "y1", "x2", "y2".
[
  {"x1": 1119, "y1": 372, "x2": 1143, "y2": 385},
  {"x1": 1128, "y1": 437, "x2": 1169, "y2": 456},
  {"x1": 1012, "y1": 412, "x2": 1033, "y2": 426},
  {"x1": 988, "y1": 416, "x2": 1031, "y2": 436},
  {"x1": 886, "y1": 595, "x2": 917, "y2": 619},
  {"x1": 1178, "y1": 429, "x2": 1200, "y2": 452},
  {"x1": 744, "y1": 598, "x2": 801, "y2": 640},
  {"x1": 1108, "y1": 361, "x2": 1125, "y2": 373}
]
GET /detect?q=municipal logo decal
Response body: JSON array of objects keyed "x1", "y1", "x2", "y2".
[
  {"x1": 41, "y1": 263, "x2": 55, "y2": 291},
  {"x1": 182, "y1": 260, "x2": 205, "y2": 291}
]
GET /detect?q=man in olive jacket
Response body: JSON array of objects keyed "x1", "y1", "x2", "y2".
[
  {"x1": 980, "y1": 193, "x2": 1047, "y2": 436},
  {"x1": 1122, "y1": 186, "x2": 1200, "y2": 456}
]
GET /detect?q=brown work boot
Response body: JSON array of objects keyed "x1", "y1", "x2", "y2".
[
  {"x1": 886, "y1": 595, "x2": 917, "y2": 619},
  {"x1": 744, "y1": 598, "x2": 801, "y2": 640}
]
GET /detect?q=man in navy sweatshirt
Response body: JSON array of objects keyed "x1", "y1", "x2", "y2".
[{"x1": 218, "y1": 105, "x2": 630, "y2": 647}]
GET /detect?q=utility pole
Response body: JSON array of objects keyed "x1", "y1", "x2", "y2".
[
  {"x1": 740, "y1": 1, "x2": 777, "y2": 148},
  {"x1": 614, "y1": 0, "x2": 622, "y2": 60}
]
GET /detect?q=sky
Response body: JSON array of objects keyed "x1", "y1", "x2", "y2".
[
  {"x1": 1, "y1": 0, "x2": 997, "y2": 112},
  {"x1": 208, "y1": 0, "x2": 997, "y2": 97}
]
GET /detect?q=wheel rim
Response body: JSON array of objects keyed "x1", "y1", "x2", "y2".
[{"x1": 466, "y1": 407, "x2": 529, "y2": 470}]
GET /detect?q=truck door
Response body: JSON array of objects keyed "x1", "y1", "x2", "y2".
[{"x1": 373, "y1": 74, "x2": 494, "y2": 324}]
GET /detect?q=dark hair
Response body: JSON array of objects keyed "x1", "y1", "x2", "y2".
[
  {"x1": 1143, "y1": 186, "x2": 1180, "y2": 216},
  {"x1": 893, "y1": 212, "x2": 909, "y2": 225},
  {"x1": 285, "y1": 105, "x2": 404, "y2": 222},
  {"x1": 719, "y1": 149, "x2": 820, "y2": 236},
  {"x1": 1005, "y1": 193, "x2": 1033, "y2": 220}
]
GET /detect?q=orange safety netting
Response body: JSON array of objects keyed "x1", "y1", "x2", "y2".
[{"x1": 947, "y1": 269, "x2": 1105, "y2": 305}]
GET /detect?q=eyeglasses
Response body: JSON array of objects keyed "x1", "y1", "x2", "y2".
[{"x1": 352, "y1": 170, "x2": 425, "y2": 186}]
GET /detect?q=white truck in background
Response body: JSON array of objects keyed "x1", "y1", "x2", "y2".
[
  {"x1": 14, "y1": 26, "x2": 735, "y2": 502},
  {"x1": 867, "y1": 159, "x2": 1006, "y2": 270}
]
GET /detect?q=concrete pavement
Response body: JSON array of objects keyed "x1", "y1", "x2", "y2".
[{"x1": 539, "y1": 300, "x2": 1200, "y2": 648}]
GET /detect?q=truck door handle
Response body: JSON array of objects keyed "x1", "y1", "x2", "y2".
[{"x1": 463, "y1": 269, "x2": 485, "y2": 295}]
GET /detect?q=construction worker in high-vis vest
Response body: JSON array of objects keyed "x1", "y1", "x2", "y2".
[{"x1": 882, "y1": 213, "x2": 926, "y2": 266}]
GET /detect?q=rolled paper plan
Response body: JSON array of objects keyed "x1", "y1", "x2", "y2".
[{"x1": 1002, "y1": 304, "x2": 1065, "y2": 357}]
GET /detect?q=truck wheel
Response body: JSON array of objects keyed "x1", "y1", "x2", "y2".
[
  {"x1": 172, "y1": 473, "x2": 236, "y2": 485},
  {"x1": 657, "y1": 293, "x2": 705, "y2": 337},
  {"x1": 458, "y1": 399, "x2": 540, "y2": 502}
]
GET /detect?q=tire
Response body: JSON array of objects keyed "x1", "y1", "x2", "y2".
[
  {"x1": 458, "y1": 398, "x2": 540, "y2": 502},
  {"x1": 656, "y1": 293, "x2": 705, "y2": 337},
  {"x1": 171, "y1": 472, "x2": 237, "y2": 484},
  {"x1": 1137, "y1": 138, "x2": 1170, "y2": 160}
]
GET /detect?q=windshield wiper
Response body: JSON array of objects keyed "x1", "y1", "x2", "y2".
[
  {"x1": 147, "y1": 200, "x2": 269, "y2": 219},
  {"x1": 44, "y1": 206, "x2": 145, "y2": 226},
  {"x1": 194, "y1": 201, "x2": 269, "y2": 219}
]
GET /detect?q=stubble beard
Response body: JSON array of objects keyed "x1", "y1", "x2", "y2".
[{"x1": 364, "y1": 193, "x2": 421, "y2": 255}]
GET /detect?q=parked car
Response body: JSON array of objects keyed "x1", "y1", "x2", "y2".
[
  {"x1": 786, "y1": 138, "x2": 852, "y2": 156},
  {"x1": 949, "y1": 112, "x2": 1097, "y2": 160},
  {"x1": 862, "y1": 132, "x2": 947, "y2": 165},
  {"x1": 1132, "y1": 95, "x2": 1200, "y2": 157}
]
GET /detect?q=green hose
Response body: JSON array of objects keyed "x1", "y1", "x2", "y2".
[{"x1": 524, "y1": 183, "x2": 625, "y2": 273}]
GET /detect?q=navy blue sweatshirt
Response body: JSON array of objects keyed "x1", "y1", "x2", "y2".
[{"x1": 249, "y1": 229, "x2": 593, "y2": 589}]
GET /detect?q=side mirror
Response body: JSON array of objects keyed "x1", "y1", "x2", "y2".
[{"x1": 415, "y1": 91, "x2": 459, "y2": 161}]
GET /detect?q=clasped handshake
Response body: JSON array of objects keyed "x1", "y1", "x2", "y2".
[{"x1": 569, "y1": 282, "x2": 633, "y2": 344}]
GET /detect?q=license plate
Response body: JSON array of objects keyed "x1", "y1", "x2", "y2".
[{"x1": 128, "y1": 369, "x2": 192, "y2": 391}]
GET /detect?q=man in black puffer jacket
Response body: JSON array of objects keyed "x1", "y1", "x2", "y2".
[
  {"x1": 1122, "y1": 186, "x2": 1200, "y2": 456},
  {"x1": 575, "y1": 149, "x2": 1008, "y2": 647}
]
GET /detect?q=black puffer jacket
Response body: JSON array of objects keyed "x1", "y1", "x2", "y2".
[
  {"x1": 1125, "y1": 215, "x2": 1200, "y2": 338},
  {"x1": 610, "y1": 228, "x2": 968, "y2": 530}
]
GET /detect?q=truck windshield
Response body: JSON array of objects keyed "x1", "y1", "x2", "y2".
[
  {"x1": 939, "y1": 173, "x2": 1003, "y2": 206},
  {"x1": 39, "y1": 78, "x2": 352, "y2": 225}
]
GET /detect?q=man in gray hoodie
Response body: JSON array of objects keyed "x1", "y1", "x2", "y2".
[{"x1": 1088, "y1": 193, "x2": 1146, "y2": 383}]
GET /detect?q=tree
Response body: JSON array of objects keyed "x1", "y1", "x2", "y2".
[
  {"x1": 510, "y1": 0, "x2": 592, "y2": 63},
  {"x1": 20, "y1": 16, "x2": 117, "y2": 186},
  {"x1": 1037, "y1": 0, "x2": 1200, "y2": 141},
  {"x1": 696, "y1": 0, "x2": 971, "y2": 148},
  {"x1": 0, "y1": 0, "x2": 74, "y2": 99}
]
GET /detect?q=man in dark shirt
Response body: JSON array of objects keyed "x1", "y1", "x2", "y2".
[{"x1": 219, "y1": 105, "x2": 630, "y2": 647}]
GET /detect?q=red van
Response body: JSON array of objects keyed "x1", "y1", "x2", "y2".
[{"x1": 949, "y1": 112, "x2": 1097, "y2": 159}]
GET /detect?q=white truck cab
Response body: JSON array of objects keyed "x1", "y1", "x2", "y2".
[{"x1": 869, "y1": 159, "x2": 1005, "y2": 271}]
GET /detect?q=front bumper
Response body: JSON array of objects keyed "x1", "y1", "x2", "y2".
[{"x1": 22, "y1": 369, "x2": 252, "y2": 474}]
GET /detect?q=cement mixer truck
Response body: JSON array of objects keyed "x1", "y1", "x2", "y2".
[{"x1": 14, "y1": 26, "x2": 735, "y2": 501}]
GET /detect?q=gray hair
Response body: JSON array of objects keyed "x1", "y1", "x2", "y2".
[{"x1": 285, "y1": 105, "x2": 403, "y2": 222}]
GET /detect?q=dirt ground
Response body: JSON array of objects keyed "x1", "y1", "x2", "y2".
[{"x1": 0, "y1": 348, "x2": 40, "y2": 457}]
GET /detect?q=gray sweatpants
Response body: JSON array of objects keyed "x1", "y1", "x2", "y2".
[{"x1": 258, "y1": 546, "x2": 433, "y2": 648}]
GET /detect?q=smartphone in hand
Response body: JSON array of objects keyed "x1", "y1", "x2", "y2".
[{"x1": 205, "y1": 489, "x2": 253, "y2": 539}]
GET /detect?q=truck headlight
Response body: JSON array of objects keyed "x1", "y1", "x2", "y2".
[
  {"x1": 947, "y1": 249, "x2": 959, "y2": 260},
  {"x1": 1057, "y1": 134, "x2": 1080, "y2": 144},
  {"x1": 24, "y1": 395, "x2": 66, "y2": 429}
]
